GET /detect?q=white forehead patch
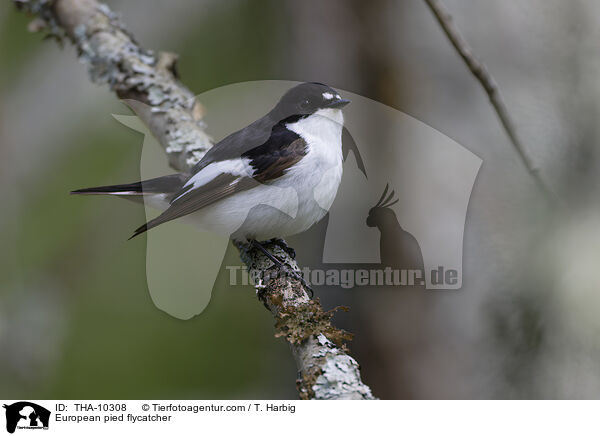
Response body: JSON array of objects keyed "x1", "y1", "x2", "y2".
[{"x1": 322, "y1": 92, "x2": 334, "y2": 100}]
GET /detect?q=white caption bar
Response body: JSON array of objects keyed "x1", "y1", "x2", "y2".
[{"x1": 1, "y1": 400, "x2": 596, "y2": 436}]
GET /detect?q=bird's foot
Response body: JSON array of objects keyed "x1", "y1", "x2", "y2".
[
  {"x1": 251, "y1": 240, "x2": 313, "y2": 298},
  {"x1": 268, "y1": 238, "x2": 296, "y2": 260}
]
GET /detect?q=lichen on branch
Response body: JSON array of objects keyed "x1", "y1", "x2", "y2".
[
  {"x1": 238, "y1": 241, "x2": 375, "y2": 399},
  {"x1": 16, "y1": 0, "x2": 212, "y2": 171}
]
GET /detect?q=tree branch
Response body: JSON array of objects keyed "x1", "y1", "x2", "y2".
[
  {"x1": 423, "y1": 0, "x2": 556, "y2": 203},
  {"x1": 14, "y1": 0, "x2": 375, "y2": 399}
]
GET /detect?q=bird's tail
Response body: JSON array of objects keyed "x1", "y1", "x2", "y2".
[{"x1": 70, "y1": 174, "x2": 187, "y2": 196}]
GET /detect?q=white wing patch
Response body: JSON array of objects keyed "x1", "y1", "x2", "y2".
[
  {"x1": 185, "y1": 158, "x2": 253, "y2": 189},
  {"x1": 171, "y1": 158, "x2": 254, "y2": 202}
]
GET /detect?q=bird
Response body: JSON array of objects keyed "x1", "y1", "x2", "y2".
[
  {"x1": 366, "y1": 184, "x2": 424, "y2": 271},
  {"x1": 72, "y1": 82, "x2": 350, "y2": 277}
]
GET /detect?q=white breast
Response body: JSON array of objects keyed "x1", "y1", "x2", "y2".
[
  {"x1": 287, "y1": 108, "x2": 344, "y2": 155},
  {"x1": 284, "y1": 107, "x2": 344, "y2": 206},
  {"x1": 262, "y1": 108, "x2": 344, "y2": 236}
]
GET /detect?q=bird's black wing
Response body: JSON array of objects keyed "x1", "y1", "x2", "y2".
[
  {"x1": 190, "y1": 115, "x2": 276, "y2": 174},
  {"x1": 242, "y1": 128, "x2": 307, "y2": 183},
  {"x1": 130, "y1": 127, "x2": 307, "y2": 239}
]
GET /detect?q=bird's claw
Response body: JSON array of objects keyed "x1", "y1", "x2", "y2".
[
  {"x1": 269, "y1": 238, "x2": 296, "y2": 260},
  {"x1": 252, "y1": 239, "x2": 313, "y2": 298}
]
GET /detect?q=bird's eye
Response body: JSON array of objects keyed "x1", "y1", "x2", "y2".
[{"x1": 301, "y1": 99, "x2": 310, "y2": 108}]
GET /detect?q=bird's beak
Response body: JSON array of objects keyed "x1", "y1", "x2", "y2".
[{"x1": 327, "y1": 98, "x2": 351, "y2": 109}]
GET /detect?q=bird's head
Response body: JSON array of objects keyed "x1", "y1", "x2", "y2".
[
  {"x1": 366, "y1": 184, "x2": 399, "y2": 228},
  {"x1": 273, "y1": 82, "x2": 350, "y2": 121}
]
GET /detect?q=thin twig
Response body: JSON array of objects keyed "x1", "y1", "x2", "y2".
[
  {"x1": 424, "y1": 0, "x2": 555, "y2": 203},
  {"x1": 14, "y1": 0, "x2": 375, "y2": 400}
]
